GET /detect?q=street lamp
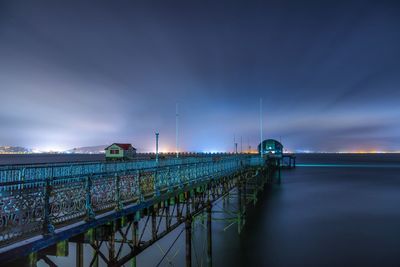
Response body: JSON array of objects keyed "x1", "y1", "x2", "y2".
[{"x1": 155, "y1": 132, "x2": 159, "y2": 163}]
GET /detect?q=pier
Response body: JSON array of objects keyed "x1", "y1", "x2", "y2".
[{"x1": 0, "y1": 153, "x2": 295, "y2": 266}]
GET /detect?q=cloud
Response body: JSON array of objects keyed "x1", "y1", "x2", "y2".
[{"x1": 1, "y1": 1, "x2": 400, "y2": 151}]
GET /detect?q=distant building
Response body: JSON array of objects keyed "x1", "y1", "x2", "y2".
[
  {"x1": 105, "y1": 143, "x2": 136, "y2": 160},
  {"x1": 258, "y1": 139, "x2": 283, "y2": 155}
]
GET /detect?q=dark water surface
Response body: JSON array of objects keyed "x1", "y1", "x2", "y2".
[
  {"x1": 0, "y1": 154, "x2": 105, "y2": 165},
  {"x1": 9, "y1": 153, "x2": 400, "y2": 266},
  {"x1": 224, "y1": 153, "x2": 400, "y2": 267}
]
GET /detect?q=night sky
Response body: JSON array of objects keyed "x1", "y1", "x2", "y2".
[{"x1": 1, "y1": 0, "x2": 400, "y2": 152}]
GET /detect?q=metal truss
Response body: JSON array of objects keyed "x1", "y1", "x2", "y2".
[{"x1": 9, "y1": 164, "x2": 279, "y2": 267}]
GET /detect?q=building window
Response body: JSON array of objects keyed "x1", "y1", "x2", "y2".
[{"x1": 110, "y1": 149, "x2": 120, "y2": 154}]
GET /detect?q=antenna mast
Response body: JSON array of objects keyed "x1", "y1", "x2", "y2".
[
  {"x1": 176, "y1": 103, "x2": 179, "y2": 158},
  {"x1": 233, "y1": 134, "x2": 236, "y2": 154},
  {"x1": 260, "y1": 98, "x2": 263, "y2": 157}
]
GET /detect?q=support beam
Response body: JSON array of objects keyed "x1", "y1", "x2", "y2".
[
  {"x1": 164, "y1": 200, "x2": 168, "y2": 223},
  {"x1": 92, "y1": 241, "x2": 99, "y2": 267}
]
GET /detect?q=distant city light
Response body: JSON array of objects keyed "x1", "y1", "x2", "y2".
[{"x1": 202, "y1": 150, "x2": 225, "y2": 154}]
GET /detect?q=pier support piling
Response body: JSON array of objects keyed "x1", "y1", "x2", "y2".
[
  {"x1": 131, "y1": 218, "x2": 139, "y2": 267},
  {"x1": 238, "y1": 182, "x2": 243, "y2": 234},
  {"x1": 151, "y1": 206, "x2": 157, "y2": 240},
  {"x1": 185, "y1": 217, "x2": 192, "y2": 267},
  {"x1": 207, "y1": 201, "x2": 212, "y2": 267},
  {"x1": 76, "y1": 243, "x2": 83, "y2": 267}
]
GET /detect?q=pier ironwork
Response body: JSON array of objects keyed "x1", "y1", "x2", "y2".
[{"x1": 0, "y1": 153, "x2": 296, "y2": 266}]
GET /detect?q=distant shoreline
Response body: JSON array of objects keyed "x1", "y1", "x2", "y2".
[{"x1": 1, "y1": 152, "x2": 400, "y2": 155}]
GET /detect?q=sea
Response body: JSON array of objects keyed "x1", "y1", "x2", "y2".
[{"x1": 2, "y1": 153, "x2": 400, "y2": 267}]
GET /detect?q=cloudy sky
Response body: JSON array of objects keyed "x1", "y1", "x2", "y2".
[{"x1": 1, "y1": 0, "x2": 400, "y2": 152}]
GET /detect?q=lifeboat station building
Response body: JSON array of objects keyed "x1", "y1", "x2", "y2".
[{"x1": 105, "y1": 143, "x2": 136, "y2": 160}]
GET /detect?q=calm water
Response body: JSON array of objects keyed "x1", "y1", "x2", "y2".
[
  {"x1": 0, "y1": 154, "x2": 105, "y2": 165},
  {"x1": 222, "y1": 153, "x2": 400, "y2": 267},
  {"x1": 5, "y1": 153, "x2": 400, "y2": 266}
]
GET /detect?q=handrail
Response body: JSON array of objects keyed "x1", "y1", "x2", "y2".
[{"x1": 0, "y1": 154, "x2": 263, "y2": 247}]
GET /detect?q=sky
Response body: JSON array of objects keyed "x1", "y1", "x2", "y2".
[{"x1": 1, "y1": 0, "x2": 400, "y2": 152}]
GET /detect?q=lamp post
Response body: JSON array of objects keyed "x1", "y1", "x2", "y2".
[{"x1": 155, "y1": 132, "x2": 159, "y2": 163}]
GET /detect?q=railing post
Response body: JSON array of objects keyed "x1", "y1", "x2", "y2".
[
  {"x1": 178, "y1": 166, "x2": 183, "y2": 188},
  {"x1": 85, "y1": 176, "x2": 95, "y2": 221},
  {"x1": 19, "y1": 168, "x2": 25, "y2": 190},
  {"x1": 115, "y1": 173, "x2": 122, "y2": 211},
  {"x1": 154, "y1": 169, "x2": 160, "y2": 196},
  {"x1": 194, "y1": 163, "x2": 197, "y2": 181},
  {"x1": 188, "y1": 165, "x2": 192, "y2": 185},
  {"x1": 43, "y1": 177, "x2": 54, "y2": 236},
  {"x1": 137, "y1": 170, "x2": 143, "y2": 202},
  {"x1": 167, "y1": 167, "x2": 172, "y2": 192}
]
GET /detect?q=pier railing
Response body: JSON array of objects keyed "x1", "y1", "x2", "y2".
[{"x1": 0, "y1": 154, "x2": 263, "y2": 247}]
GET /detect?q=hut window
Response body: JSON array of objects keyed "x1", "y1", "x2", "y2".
[{"x1": 110, "y1": 149, "x2": 119, "y2": 154}]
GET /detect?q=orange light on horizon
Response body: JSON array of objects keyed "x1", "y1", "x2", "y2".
[{"x1": 338, "y1": 150, "x2": 397, "y2": 154}]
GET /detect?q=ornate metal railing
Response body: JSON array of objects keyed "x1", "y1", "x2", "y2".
[
  {"x1": 0, "y1": 155, "x2": 230, "y2": 185},
  {"x1": 0, "y1": 155, "x2": 263, "y2": 247}
]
